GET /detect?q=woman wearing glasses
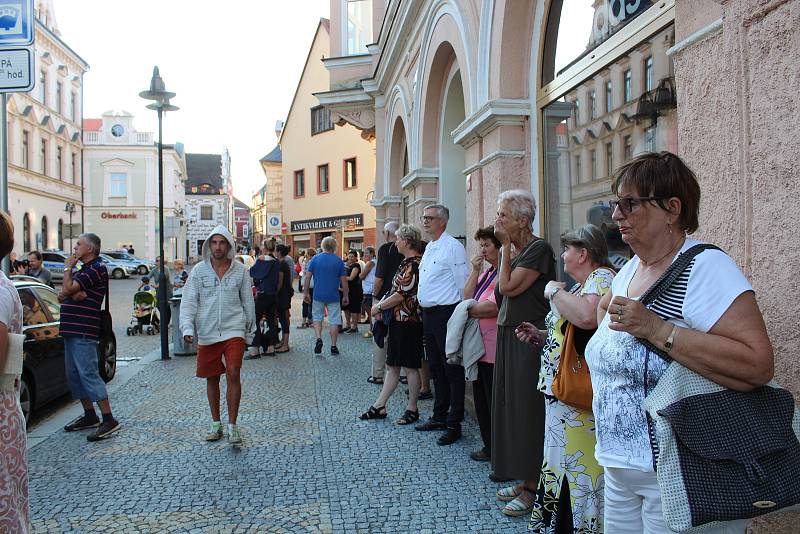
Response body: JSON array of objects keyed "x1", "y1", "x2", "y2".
[{"x1": 585, "y1": 152, "x2": 772, "y2": 533}]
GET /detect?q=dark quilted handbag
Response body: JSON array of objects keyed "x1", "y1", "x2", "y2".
[{"x1": 639, "y1": 245, "x2": 800, "y2": 531}]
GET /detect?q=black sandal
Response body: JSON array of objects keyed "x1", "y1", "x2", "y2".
[
  {"x1": 359, "y1": 405, "x2": 387, "y2": 420},
  {"x1": 396, "y1": 409, "x2": 419, "y2": 425}
]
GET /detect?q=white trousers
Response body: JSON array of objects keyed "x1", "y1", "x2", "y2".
[{"x1": 604, "y1": 467, "x2": 751, "y2": 534}]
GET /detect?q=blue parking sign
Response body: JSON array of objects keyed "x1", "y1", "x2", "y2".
[{"x1": 0, "y1": 0, "x2": 33, "y2": 46}]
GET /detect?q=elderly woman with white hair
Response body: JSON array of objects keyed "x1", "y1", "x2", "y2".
[{"x1": 491, "y1": 189, "x2": 556, "y2": 517}]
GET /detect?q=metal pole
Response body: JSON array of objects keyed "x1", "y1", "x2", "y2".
[
  {"x1": 1, "y1": 94, "x2": 9, "y2": 276},
  {"x1": 157, "y1": 107, "x2": 170, "y2": 360}
]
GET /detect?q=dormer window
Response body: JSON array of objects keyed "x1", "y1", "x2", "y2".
[{"x1": 346, "y1": 0, "x2": 372, "y2": 55}]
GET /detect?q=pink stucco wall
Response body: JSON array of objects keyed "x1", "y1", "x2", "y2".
[{"x1": 674, "y1": 0, "x2": 800, "y2": 528}]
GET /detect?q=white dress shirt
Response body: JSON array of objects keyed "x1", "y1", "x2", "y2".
[{"x1": 418, "y1": 232, "x2": 469, "y2": 307}]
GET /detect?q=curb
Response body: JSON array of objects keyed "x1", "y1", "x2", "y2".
[{"x1": 26, "y1": 344, "x2": 167, "y2": 450}]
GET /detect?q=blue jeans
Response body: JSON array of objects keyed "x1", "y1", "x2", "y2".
[{"x1": 64, "y1": 336, "x2": 108, "y2": 402}]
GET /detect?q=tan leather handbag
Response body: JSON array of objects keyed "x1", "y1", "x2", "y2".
[{"x1": 551, "y1": 322, "x2": 593, "y2": 411}]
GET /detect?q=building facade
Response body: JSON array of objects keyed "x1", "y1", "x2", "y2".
[
  {"x1": 233, "y1": 198, "x2": 250, "y2": 248},
  {"x1": 185, "y1": 151, "x2": 233, "y2": 260},
  {"x1": 6, "y1": 0, "x2": 87, "y2": 255},
  {"x1": 320, "y1": 1, "x2": 800, "y2": 531},
  {"x1": 279, "y1": 19, "x2": 377, "y2": 255},
  {"x1": 251, "y1": 143, "x2": 283, "y2": 247},
  {"x1": 82, "y1": 111, "x2": 187, "y2": 261}
]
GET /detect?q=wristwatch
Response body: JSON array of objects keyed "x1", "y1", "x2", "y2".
[
  {"x1": 63, "y1": 267, "x2": 71, "y2": 273},
  {"x1": 377, "y1": 303, "x2": 382, "y2": 313},
  {"x1": 551, "y1": 287, "x2": 561, "y2": 299}
]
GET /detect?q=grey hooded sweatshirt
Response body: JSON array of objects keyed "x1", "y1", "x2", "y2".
[{"x1": 179, "y1": 225, "x2": 256, "y2": 345}]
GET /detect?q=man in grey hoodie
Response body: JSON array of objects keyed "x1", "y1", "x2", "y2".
[{"x1": 180, "y1": 225, "x2": 256, "y2": 445}]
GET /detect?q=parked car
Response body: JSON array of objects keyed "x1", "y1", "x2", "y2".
[
  {"x1": 12, "y1": 276, "x2": 117, "y2": 425},
  {"x1": 102, "y1": 250, "x2": 154, "y2": 275},
  {"x1": 99, "y1": 254, "x2": 138, "y2": 279}
]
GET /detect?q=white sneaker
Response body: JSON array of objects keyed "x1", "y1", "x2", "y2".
[
  {"x1": 205, "y1": 421, "x2": 223, "y2": 441},
  {"x1": 228, "y1": 424, "x2": 242, "y2": 444}
]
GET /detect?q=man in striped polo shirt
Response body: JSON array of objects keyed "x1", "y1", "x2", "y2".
[{"x1": 59, "y1": 233, "x2": 120, "y2": 441}]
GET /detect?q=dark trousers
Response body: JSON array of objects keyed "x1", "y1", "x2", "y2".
[
  {"x1": 473, "y1": 361, "x2": 494, "y2": 452},
  {"x1": 302, "y1": 288, "x2": 313, "y2": 322},
  {"x1": 253, "y1": 293, "x2": 279, "y2": 350},
  {"x1": 422, "y1": 304, "x2": 465, "y2": 429}
]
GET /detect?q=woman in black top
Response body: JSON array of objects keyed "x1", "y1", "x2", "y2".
[{"x1": 344, "y1": 250, "x2": 363, "y2": 333}]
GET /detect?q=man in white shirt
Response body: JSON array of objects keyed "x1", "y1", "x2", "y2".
[{"x1": 415, "y1": 204, "x2": 469, "y2": 445}]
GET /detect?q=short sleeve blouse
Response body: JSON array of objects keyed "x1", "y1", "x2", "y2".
[
  {"x1": 495, "y1": 239, "x2": 556, "y2": 329},
  {"x1": 391, "y1": 256, "x2": 422, "y2": 322}
]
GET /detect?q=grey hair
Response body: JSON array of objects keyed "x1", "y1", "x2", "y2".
[
  {"x1": 424, "y1": 204, "x2": 449, "y2": 220},
  {"x1": 383, "y1": 221, "x2": 399, "y2": 235},
  {"x1": 561, "y1": 224, "x2": 613, "y2": 269},
  {"x1": 321, "y1": 236, "x2": 337, "y2": 252},
  {"x1": 394, "y1": 223, "x2": 422, "y2": 243},
  {"x1": 497, "y1": 189, "x2": 536, "y2": 229},
  {"x1": 80, "y1": 233, "x2": 101, "y2": 254}
]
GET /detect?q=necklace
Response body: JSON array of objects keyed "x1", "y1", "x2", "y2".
[{"x1": 640, "y1": 236, "x2": 686, "y2": 268}]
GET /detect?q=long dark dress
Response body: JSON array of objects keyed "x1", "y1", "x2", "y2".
[{"x1": 491, "y1": 239, "x2": 556, "y2": 481}]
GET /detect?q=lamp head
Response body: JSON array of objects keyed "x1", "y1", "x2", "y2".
[{"x1": 139, "y1": 66, "x2": 176, "y2": 102}]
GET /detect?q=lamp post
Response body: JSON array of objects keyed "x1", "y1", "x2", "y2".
[
  {"x1": 140, "y1": 66, "x2": 178, "y2": 361},
  {"x1": 64, "y1": 202, "x2": 76, "y2": 251}
]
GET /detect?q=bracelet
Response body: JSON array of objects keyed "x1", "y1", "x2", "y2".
[{"x1": 664, "y1": 324, "x2": 679, "y2": 352}]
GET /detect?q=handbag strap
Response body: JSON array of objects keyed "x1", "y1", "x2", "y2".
[{"x1": 636, "y1": 243, "x2": 721, "y2": 363}]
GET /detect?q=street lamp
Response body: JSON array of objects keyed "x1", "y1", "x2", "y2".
[
  {"x1": 64, "y1": 202, "x2": 76, "y2": 251},
  {"x1": 140, "y1": 66, "x2": 179, "y2": 361}
]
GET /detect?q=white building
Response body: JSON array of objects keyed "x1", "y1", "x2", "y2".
[
  {"x1": 6, "y1": 0, "x2": 87, "y2": 254},
  {"x1": 185, "y1": 150, "x2": 233, "y2": 260},
  {"x1": 82, "y1": 111, "x2": 187, "y2": 260}
]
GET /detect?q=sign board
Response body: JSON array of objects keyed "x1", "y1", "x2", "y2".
[
  {"x1": 267, "y1": 213, "x2": 281, "y2": 234},
  {"x1": 0, "y1": 0, "x2": 34, "y2": 46},
  {"x1": 280, "y1": 222, "x2": 287, "y2": 235},
  {"x1": 0, "y1": 47, "x2": 32, "y2": 93},
  {"x1": 290, "y1": 213, "x2": 363, "y2": 233}
]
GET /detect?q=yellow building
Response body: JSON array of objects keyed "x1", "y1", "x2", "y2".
[{"x1": 278, "y1": 18, "x2": 376, "y2": 254}]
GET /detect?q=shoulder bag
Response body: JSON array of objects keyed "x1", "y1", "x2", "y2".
[
  {"x1": 551, "y1": 321, "x2": 593, "y2": 411},
  {"x1": 638, "y1": 244, "x2": 800, "y2": 532}
]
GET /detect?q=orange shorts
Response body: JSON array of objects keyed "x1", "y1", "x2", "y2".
[{"x1": 196, "y1": 337, "x2": 246, "y2": 378}]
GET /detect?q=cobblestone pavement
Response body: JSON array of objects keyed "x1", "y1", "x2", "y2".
[{"x1": 28, "y1": 295, "x2": 526, "y2": 533}]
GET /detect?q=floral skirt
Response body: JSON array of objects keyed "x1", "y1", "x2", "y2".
[
  {"x1": 529, "y1": 395, "x2": 603, "y2": 533},
  {"x1": 0, "y1": 389, "x2": 29, "y2": 533}
]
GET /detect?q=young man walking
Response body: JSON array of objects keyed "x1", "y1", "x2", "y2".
[
  {"x1": 59, "y1": 233, "x2": 121, "y2": 442},
  {"x1": 303, "y1": 236, "x2": 349, "y2": 355},
  {"x1": 180, "y1": 225, "x2": 256, "y2": 445}
]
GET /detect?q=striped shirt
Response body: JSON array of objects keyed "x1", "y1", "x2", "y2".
[{"x1": 60, "y1": 257, "x2": 108, "y2": 339}]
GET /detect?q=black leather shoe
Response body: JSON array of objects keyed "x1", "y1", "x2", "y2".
[
  {"x1": 437, "y1": 428, "x2": 462, "y2": 446},
  {"x1": 489, "y1": 472, "x2": 513, "y2": 483},
  {"x1": 415, "y1": 419, "x2": 447, "y2": 432},
  {"x1": 470, "y1": 448, "x2": 491, "y2": 462}
]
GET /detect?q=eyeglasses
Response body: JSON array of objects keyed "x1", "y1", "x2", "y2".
[
  {"x1": 608, "y1": 196, "x2": 667, "y2": 216},
  {"x1": 419, "y1": 215, "x2": 439, "y2": 223}
]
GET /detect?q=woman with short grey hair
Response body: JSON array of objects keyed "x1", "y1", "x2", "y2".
[{"x1": 492, "y1": 189, "x2": 557, "y2": 517}]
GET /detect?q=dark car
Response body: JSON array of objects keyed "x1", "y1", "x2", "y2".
[{"x1": 13, "y1": 277, "x2": 117, "y2": 425}]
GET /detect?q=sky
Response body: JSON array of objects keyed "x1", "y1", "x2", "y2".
[{"x1": 56, "y1": 0, "x2": 330, "y2": 202}]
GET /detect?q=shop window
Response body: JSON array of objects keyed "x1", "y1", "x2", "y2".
[
  {"x1": 200, "y1": 205, "x2": 213, "y2": 220},
  {"x1": 346, "y1": 0, "x2": 372, "y2": 55},
  {"x1": 294, "y1": 170, "x2": 305, "y2": 197},
  {"x1": 58, "y1": 219, "x2": 63, "y2": 250},
  {"x1": 344, "y1": 158, "x2": 357, "y2": 189},
  {"x1": 311, "y1": 106, "x2": 333, "y2": 135},
  {"x1": 110, "y1": 172, "x2": 127, "y2": 197},
  {"x1": 41, "y1": 216, "x2": 48, "y2": 249},
  {"x1": 540, "y1": 2, "x2": 675, "y2": 275},
  {"x1": 318, "y1": 164, "x2": 329, "y2": 193}
]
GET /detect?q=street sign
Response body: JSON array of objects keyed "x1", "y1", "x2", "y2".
[
  {"x1": 267, "y1": 212, "x2": 281, "y2": 234},
  {"x1": 281, "y1": 222, "x2": 288, "y2": 235},
  {"x1": 0, "y1": 0, "x2": 34, "y2": 47},
  {"x1": 0, "y1": 48, "x2": 32, "y2": 94}
]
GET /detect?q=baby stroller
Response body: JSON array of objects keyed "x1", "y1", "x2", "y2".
[{"x1": 127, "y1": 290, "x2": 160, "y2": 335}]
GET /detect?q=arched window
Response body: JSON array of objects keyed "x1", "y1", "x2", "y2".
[
  {"x1": 41, "y1": 216, "x2": 48, "y2": 250},
  {"x1": 22, "y1": 213, "x2": 31, "y2": 252},
  {"x1": 58, "y1": 218, "x2": 64, "y2": 250},
  {"x1": 538, "y1": 0, "x2": 676, "y2": 275}
]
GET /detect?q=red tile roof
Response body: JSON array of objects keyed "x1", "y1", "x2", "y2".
[{"x1": 83, "y1": 118, "x2": 102, "y2": 131}]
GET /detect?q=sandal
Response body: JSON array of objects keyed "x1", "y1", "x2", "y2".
[
  {"x1": 502, "y1": 489, "x2": 535, "y2": 517},
  {"x1": 496, "y1": 485, "x2": 523, "y2": 502},
  {"x1": 367, "y1": 376, "x2": 384, "y2": 385},
  {"x1": 358, "y1": 405, "x2": 387, "y2": 420},
  {"x1": 395, "y1": 409, "x2": 419, "y2": 425},
  {"x1": 399, "y1": 376, "x2": 408, "y2": 385}
]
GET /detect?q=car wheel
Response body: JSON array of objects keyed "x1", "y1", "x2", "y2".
[
  {"x1": 98, "y1": 335, "x2": 117, "y2": 383},
  {"x1": 112, "y1": 268, "x2": 124, "y2": 279},
  {"x1": 19, "y1": 374, "x2": 32, "y2": 426},
  {"x1": 138, "y1": 265, "x2": 148, "y2": 275}
]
